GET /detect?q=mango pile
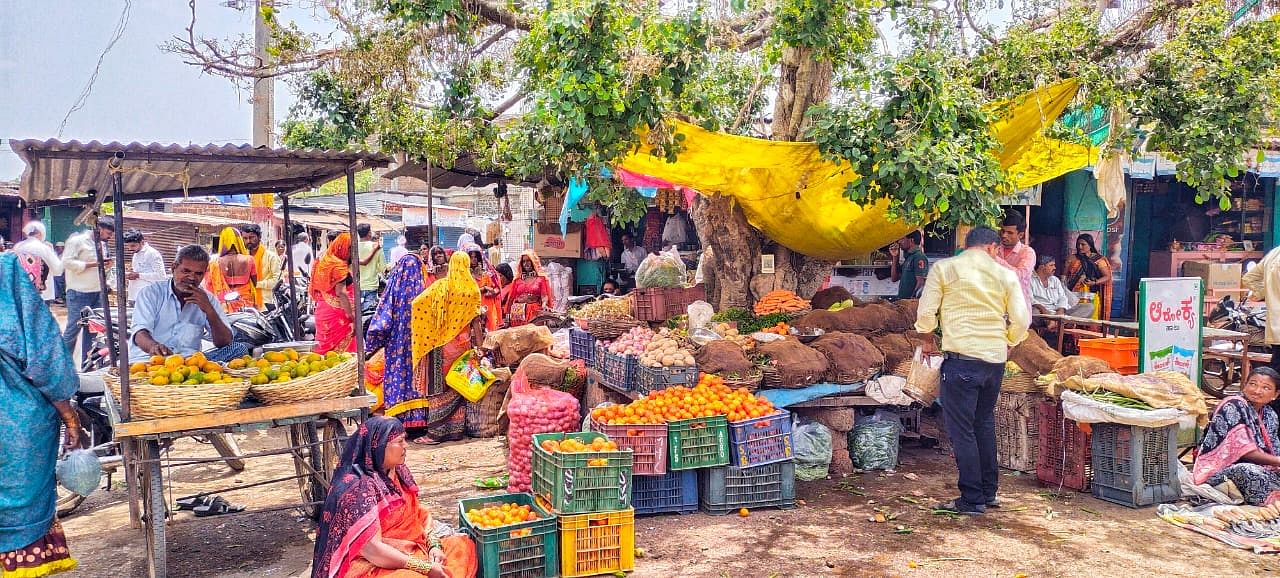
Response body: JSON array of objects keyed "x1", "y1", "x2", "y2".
[
  {"x1": 128, "y1": 352, "x2": 241, "y2": 386},
  {"x1": 228, "y1": 348, "x2": 353, "y2": 385}
]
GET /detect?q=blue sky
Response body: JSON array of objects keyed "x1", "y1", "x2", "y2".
[{"x1": 0, "y1": 0, "x2": 325, "y2": 180}]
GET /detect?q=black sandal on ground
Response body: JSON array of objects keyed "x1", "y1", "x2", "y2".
[
  {"x1": 193, "y1": 496, "x2": 245, "y2": 517},
  {"x1": 176, "y1": 495, "x2": 215, "y2": 511}
]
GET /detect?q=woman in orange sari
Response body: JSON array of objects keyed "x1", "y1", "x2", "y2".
[
  {"x1": 312, "y1": 233, "x2": 358, "y2": 354},
  {"x1": 203, "y1": 227, "x2": 259, "y2": 313},
  {"x1": 312, "y1": 416, "x2": 476, "y2": 578},
  {"x1": 462, "y1": 244, "x2": 502, "y2": 332},
  {"x1": 502, "y1": 251, "x2": 551, "y2": 328},
  {"x1": 1063, "y1": 233, "x2": 1114, "y2": 320}
]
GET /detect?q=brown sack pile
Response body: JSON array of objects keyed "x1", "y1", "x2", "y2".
[
  {"x1": 870, "y1": 333, "x2": 921, "y2": 369},
  {"x1": 482, "y1": 325, "x2": 555, "y2": 367},
  {"x1": 837, "y1": 303, "x2": 907, "y2": 334},
  {"x1": 810, "y1": 286, "x2": 856, "y2": 311},
  {"x1": 1007, "y1": 332, "x2": 1062, "y2": 376},
  {"x1": 758, "y1": 338, "x2": 830, "y2": 389},
  {"x1": 695, "y1": 340, "x2": 755, "y2": 375},
  {"x1": 790, "y1": 310, "x2": 847, "y2": 333},
  {"x1": 809, "y1": 332, "x2": 884, "y2": 383}
]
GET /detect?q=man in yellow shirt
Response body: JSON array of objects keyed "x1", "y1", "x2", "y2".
[{"x1": 916, "y1": 227, "x2": 1030, "y2": 515}]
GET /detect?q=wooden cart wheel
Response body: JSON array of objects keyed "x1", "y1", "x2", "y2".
[{"x1": 289, "y1": 419, "x2": 346, "y2": 520}]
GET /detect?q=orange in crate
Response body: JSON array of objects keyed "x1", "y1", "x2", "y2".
[{"x1": 1078, "y1": 337, "x2": 1139, "y2": 375}]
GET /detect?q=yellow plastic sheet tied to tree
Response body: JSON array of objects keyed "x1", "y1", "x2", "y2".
[{"x1": 619, "y1": 79, "x2": 1091, "y2": 261}]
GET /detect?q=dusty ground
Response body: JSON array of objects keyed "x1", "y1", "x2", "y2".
[{"x1": 57, "y1": 415, "x2": 1280, "y2": 578}]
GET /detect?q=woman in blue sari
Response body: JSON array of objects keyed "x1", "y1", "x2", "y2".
[
  {"x1": 0, "y1": 252, "x2": 82, "y2": 577},
  {"x1": 366, "y1": 253, "x2": 433, "y2": 430}
]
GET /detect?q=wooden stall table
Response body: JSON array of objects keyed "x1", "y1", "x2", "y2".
[{"x1": 111, "y1": 395, "x2": 373, "y2": 578}]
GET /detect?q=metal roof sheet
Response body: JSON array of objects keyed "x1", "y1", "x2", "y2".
[{"x1": 10, "y1": 139, "x2": 390, "y2": 205}]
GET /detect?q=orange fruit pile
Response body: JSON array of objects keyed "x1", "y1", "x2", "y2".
[
  {"x1": 539, "y1": 437, "x2": 620, "y2": 454},
  {"x1": 128, "y1": 352, "x2": 240, "y2": 386},
  {"x1": 464, "y1": 503, "x2": 540, "y2": 531},
  {"x1": 591, "y1": 374, "x2": 777, "y2": 425}
]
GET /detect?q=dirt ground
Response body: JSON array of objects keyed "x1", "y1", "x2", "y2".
[{"x1": 55, "y1": 413, "x2": 1280, "y2": 578}]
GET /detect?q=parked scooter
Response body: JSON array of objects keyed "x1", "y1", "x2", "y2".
[{"x1": 1202, "y1": 293, "x2": 1269, "y2": 398}]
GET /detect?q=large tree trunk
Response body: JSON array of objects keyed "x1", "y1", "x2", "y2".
[{"x1": 697, "y1": 46, "x2": 836, "y2": 308}]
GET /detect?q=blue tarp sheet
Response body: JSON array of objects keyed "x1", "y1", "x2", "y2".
[{"x1": 757, "y1": 382, "x2": 865, "y2": 408}]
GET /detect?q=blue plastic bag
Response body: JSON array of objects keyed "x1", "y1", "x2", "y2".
[{"x1": 56, "y1": 449, "x2": 102, "y2": 497}]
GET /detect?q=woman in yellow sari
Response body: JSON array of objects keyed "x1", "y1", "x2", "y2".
[
  {"x1": 203, "y1": 227, "x2": 259, "y2": 313},
  {"x1": 408, "y1": 251, "x2": 482, "y2": 445}
]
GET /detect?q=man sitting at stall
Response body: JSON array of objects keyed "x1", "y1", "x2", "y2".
[
  {"x1": 1193, "y1": 367, "x2": 1280, "y2": 506},
  {"x1": 1030, "y1": 255, "x2": 1093, "y2": 333},
  {"x1": 129, "y1": 244, "x2": 249, "y2": 363}
]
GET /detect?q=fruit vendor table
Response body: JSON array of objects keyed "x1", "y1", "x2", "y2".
[{"x1": 110, "y1": 394, "x2": 374, "y2": 578}]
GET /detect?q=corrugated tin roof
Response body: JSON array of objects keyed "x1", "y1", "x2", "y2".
[
  {"x1": 382, "y1": 152, "x2": 540, "y2": 189},
  {"x1": 10, "y1": 139, "x2": 390, "y2": 205},
  {"x1": 286, "y1": 210, "x2": 401, "y2": 234}
]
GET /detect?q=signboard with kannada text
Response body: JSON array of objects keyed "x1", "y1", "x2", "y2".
[{"x1": 1138, "y1": 277, "x2": 1203, "y2": 386}]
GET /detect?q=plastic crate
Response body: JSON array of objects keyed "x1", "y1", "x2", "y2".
[
  {"x1": 995, "y1": 392, "x2": 1041, "y2": 473},
  {"x1": 599, "y1": 352, "x2": 638, "y2": 393},
  {"x1": 632, "y1": 470, "x2": 698, "y2": 516},
  {"x1": 558, "y1": 508, "x2": 636, "y2": 578},
  {"x1": 1090, "y1": 422, "x2": 1180, "y2": 508},
  {"x1": 1078, "y1": 337, "x2": 1139, "y2": 375},
  {"x1": 570, "y1": 328, "x2": 598, "y2": 365},
  {"x1": 634, "y1": 364, "x2": 699, "y2": 396},
  {"x1": 699, "y1": 460, "x2": 797, "y2": 515},
  {"x1": 668, "y1": 415, "x2": 730, "y2": 470},
  {"x1": 531, "y1": 432, "x2": 634, "y2": 515},
  {"x1": 728, "y1": 410, "x2": 795, "y2": 468},
  {"x1": 632, "y1": 288, "x2": 672, "y2": 322},
  {"x1": 591, "y1": 421, "x2": 668, "y2": 475},
  {"x1": 1036, "y1": 399, "x2": 1092, "y2": 492},
  {"x1": 458, "y1": 493, "x2": 559, "y2": 578}
]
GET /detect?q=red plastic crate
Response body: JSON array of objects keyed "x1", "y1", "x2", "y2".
[
  {"x1": 728, "y1": 410, "x2": 794, "y2": 468},
  {"x1": 1036, "y1": 399, "x2": 1092, "y2": 492},
  {"x1": 591, "y1": 421, "x2": 669, "y2": 475},
  {"x1": 632, "y1": 288, "x2": 672, "y2": 321}
]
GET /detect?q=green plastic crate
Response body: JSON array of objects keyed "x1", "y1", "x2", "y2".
[
  {"x1": 457, "y1": 493, "x2": 558, "y2": 578},
  {"x1": 667, "y1": 415, "x2": 730, "y2": 470},
  {"x1": 531, "y1": 432, "x2": 634, "y2": 514}
]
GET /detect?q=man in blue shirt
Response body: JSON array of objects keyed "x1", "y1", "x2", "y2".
[{"x1": 129, "y1": 245, "x2": 249, "y2": 363}]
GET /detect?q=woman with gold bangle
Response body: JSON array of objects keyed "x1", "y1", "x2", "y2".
[{"x1": 311, "y1": 416, "x2": 476, "y2": 578}]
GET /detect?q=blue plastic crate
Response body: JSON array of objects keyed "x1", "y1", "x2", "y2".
[
  {"x1": 570, "y1": 328, "x2": 597, "y2": 365},
  {"x1": 632, "y1": 470, "x2": 698, "y2": 516},
  {"x1": 1090, "y1": 422, "x2": 1179, "y2": 508},
  {"x1": 728, "y1": 410, "x2": 794, "y2": 468}
]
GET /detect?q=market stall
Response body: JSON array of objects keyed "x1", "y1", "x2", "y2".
[{"x1": 11, "y1": 139, "x2": 390, "y2": 578}]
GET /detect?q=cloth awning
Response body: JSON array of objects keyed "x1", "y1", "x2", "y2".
[{"x1": 10, "y1": 139, "x2": 390, "y2": 205}]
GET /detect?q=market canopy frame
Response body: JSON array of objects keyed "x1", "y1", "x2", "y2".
[{"x1": 10, "y1": 139, "x2": 390, "y2": 205}]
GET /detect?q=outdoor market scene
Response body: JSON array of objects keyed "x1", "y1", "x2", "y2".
[{"x1": 3, "y1": 2, "x2": 1280, "y2": 578}]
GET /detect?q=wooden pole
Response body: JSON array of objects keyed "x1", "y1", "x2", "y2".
[{"x1": 346, "y1": 169, "x2": 366, "y2": 393}]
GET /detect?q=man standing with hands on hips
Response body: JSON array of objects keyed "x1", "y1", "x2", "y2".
[{"x1": 915, "y1": 227, "x2": 1030, "y2": 515}]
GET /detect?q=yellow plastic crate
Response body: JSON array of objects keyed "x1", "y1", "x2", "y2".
[{"x1": 559, "y1": 508, "x2": 635, "y2": 578}]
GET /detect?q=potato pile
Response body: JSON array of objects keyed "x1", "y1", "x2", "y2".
[
  {"x1": 712, "y1": 322, "x2": 754, "y2": 351},
  {"x1": 640, "y1": 334, "x2": 696, "y2": 368}
]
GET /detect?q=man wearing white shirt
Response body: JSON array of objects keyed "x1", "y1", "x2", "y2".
[
  {"x1": 120, "y1": 229, "x2": 167, "y2": 299},
  {"x1": 14, "y1": 221, "x2": 62, "y2": 302},
  {"x1": 61, "y1": 220, "x2": 115, "y2": 363},
  {"x1": 619, "y1": 233, "x2": 647, "y2": 274},
  {"x1": 291, "y1": 232, "x2": 314, "y2": 277}
]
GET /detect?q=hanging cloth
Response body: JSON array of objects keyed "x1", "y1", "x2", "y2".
[{"x1": 584, "y1": 214, "x2": 611, "y2": 252}]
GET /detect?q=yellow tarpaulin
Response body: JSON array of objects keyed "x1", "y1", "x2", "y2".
[{"x1": 618, "y1": 79, "x2": 1090, "y2": 260}]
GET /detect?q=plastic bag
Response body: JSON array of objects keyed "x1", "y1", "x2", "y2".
[
  {"x1": 687, "y1": 301, "x2": 715, "y2": 331},
  {"x1": 506, "y1": 367, "x2": 581, "y2": 492},
  {"x1": 793, "y1": 420, "x2": 833, "y2": 481},
  {"x1": 635, "y1": 249, "x2": 687, "y2": 289},
  {"x1": 446, "y1": 349, "x2": 499, "y2": 403},
  {"x1": 849, "y1": 410, "x2": 902, "y2": 471},
  {"x1": 56, "y1": 449, "x2": 102, "y2": 497},
  {"x1": 1059, "y1": 390, "x2": 1186, "y2": 427},
  {"x1": 904, "y1": 347, "x2": 942, "y2": 406}
]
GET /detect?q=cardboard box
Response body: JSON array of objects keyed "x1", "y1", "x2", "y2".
[
  {"x1": 532, "y1": 223, "x2": 583, "y2": 258},
  {"x1": 1181, "y1": 261, "x2": 1241, "y2": 290}
]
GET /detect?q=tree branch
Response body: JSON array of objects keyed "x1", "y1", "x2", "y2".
[
  {"x1": 464, "y1": 0, "x2": 532, "y2": 32},
  {"x1": 729, "y1": 14, "x2": 775, "y2": 52},
  {"x1": 959, "y1": 0, "x2": 998, "y2": 45},
  {"x1": 472, "y1": 26, "x2": 512, "y2": 56}
]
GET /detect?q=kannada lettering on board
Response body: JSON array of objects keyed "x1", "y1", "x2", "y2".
[{"x1": 1138, "y1": 277, "x2": 1203, "y2": 385}]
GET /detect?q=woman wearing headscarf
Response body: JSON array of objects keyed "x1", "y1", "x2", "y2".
[
  {"x1": 422, "y1": 246, "x2": 449, "y2": 282},
  {"x1": 1193, "y1": 368, "x2": 1280, "y2": 505},
  {"x1": 0, "y1": 252, "x2": 82, "y2": 577},
  {"x1": 462, "y1": 244, "x2": 502, "y2": 333},
  {"x1": 366, "y1": 252, "x2": 434, "y2": 428},
  {"x1": 1063, "y1": 233, "x2": 1114, "y2": 320},
  {"x1": 204, "y1": 227, "x2": 259, "y2": 313},
  {"x1": 408, "y1": 252, "x2": 481, "y2": 445},
  {"x1": 502, "y1": 251, "x2": 552, "y2": 328},
  {"x1": 312, "y1": 417, "x2": 476, "y2": 578},
  {"x1": 312, "y1": 233, "x2": 358, "y2": 354}
]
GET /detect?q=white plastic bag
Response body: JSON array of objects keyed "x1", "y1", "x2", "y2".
[
  {"x1": 687, "y1": 301, "x2": 714, "y2": 330},
  {"x1": 866, "y1": 375, "x2": 914, "y2": 406},
  {"x1": 635, "y1": 249, "x2": 687, "y2": 289},
  {"x1": 1060, "y1": 390, "x2": 1186, "y2": 427},
  {"x1": 56, "y1": 449, "x2": 102, "y2": 497},
  {"x1": 793, "y1": 420, "x2": 833, "y2": 481}
]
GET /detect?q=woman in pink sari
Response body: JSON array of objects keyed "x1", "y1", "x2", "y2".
[
  {"x1": 311, "y1": 233, "x2": 358, "y2": 354},
  {"x1": 1193, "y1": 367, "x2": 1280, "y2": 505},
  {"x1": 501, "y1": 251, "x2": 551, "y2": 328}
]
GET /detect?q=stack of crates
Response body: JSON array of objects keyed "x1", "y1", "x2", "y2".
[
  {"x1": 530, "y1": 432, "x2": 637, "y2": 578},
  {"x1": 1036, "y1": 398, "x2": 1092, "y2": 492},
  {"x1": 458, "y1": 493, "x2": 559, "y2": 578},
  {"x1": 698, "y1": 410, "x2": 798, "y2": 515}
]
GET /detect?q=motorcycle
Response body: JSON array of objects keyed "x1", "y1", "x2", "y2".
[{"x1": 1202, "y1": 293, "x2": 1269, "y2": 398}]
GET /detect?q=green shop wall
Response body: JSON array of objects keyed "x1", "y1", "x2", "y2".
[{"x1": 42, "y1": 206, "x2": 84, "y2": 244}]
